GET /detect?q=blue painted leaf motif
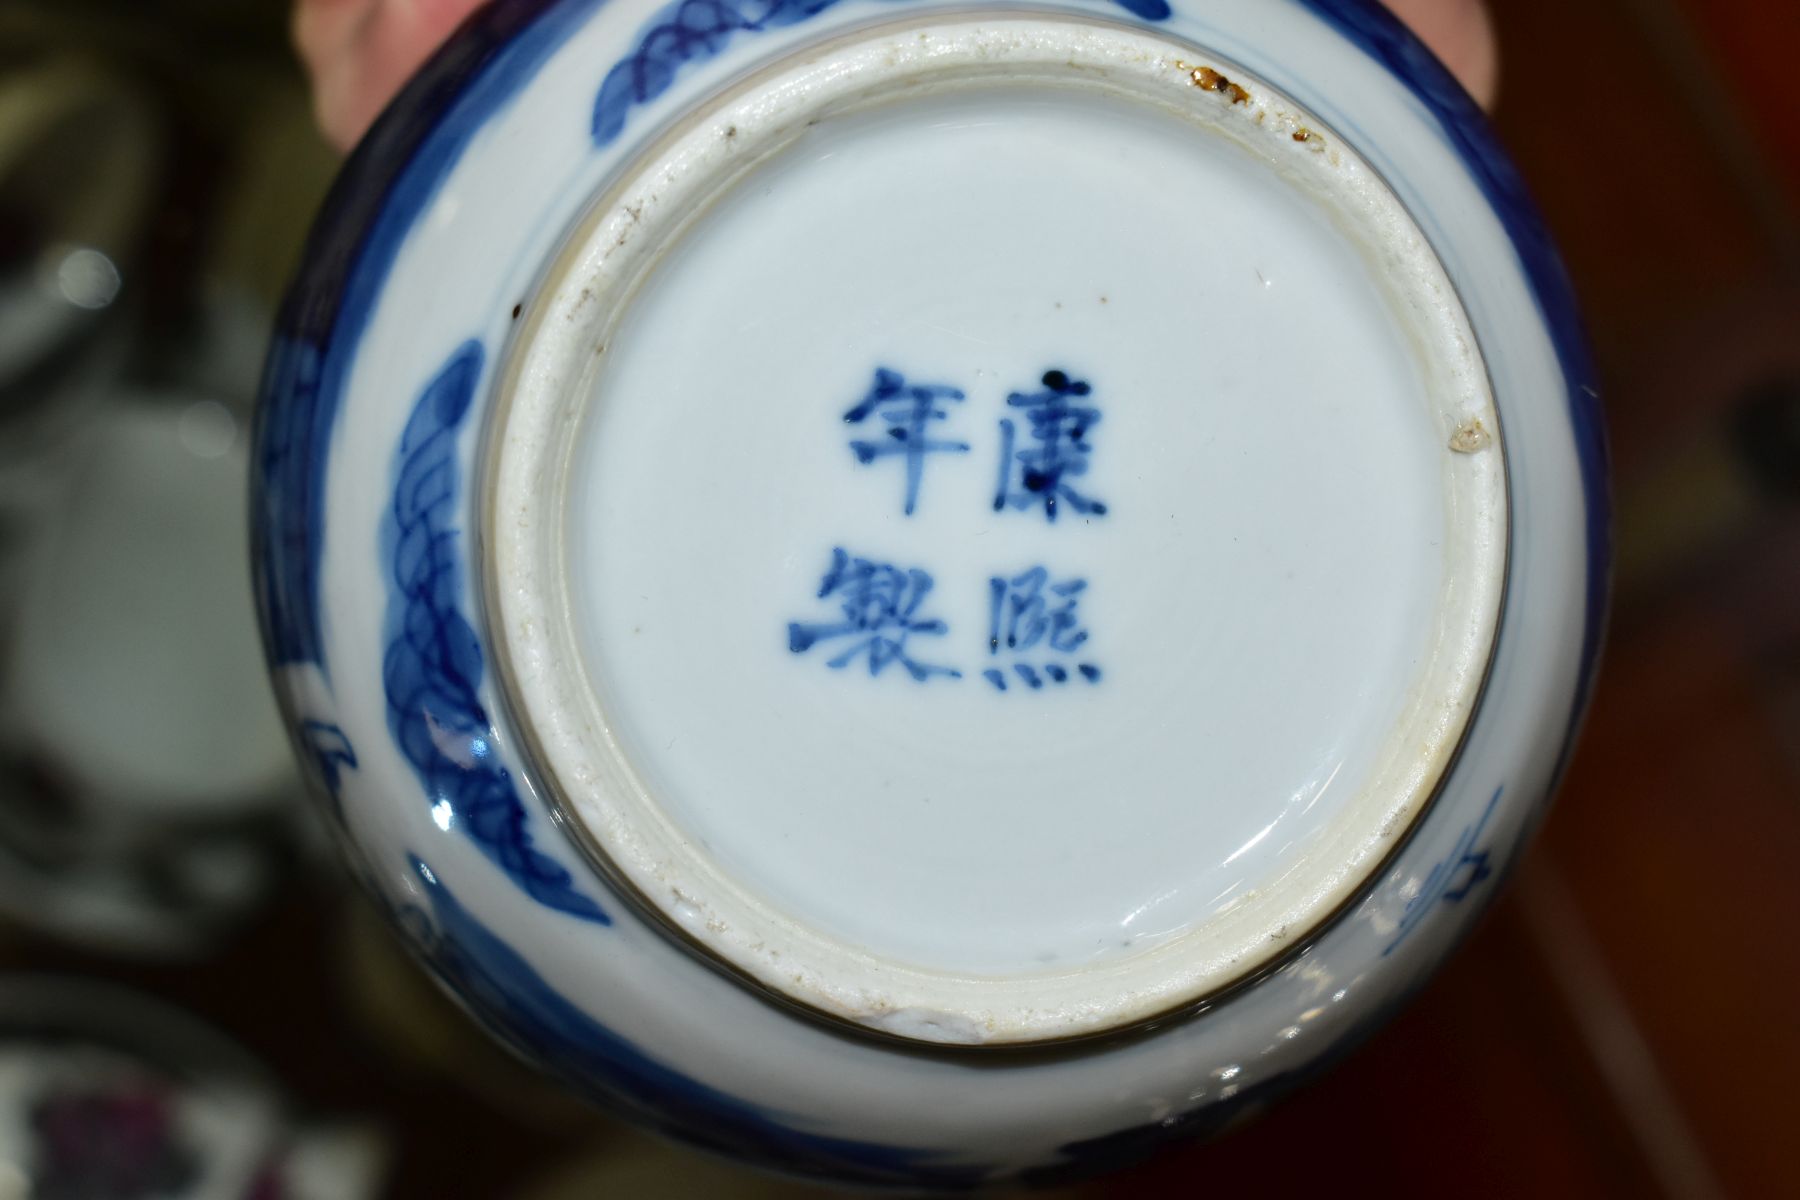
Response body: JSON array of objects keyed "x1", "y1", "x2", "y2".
[
  {"x1": 300, "y1": 719, "x2": 358, "y2": 799},
  {"x1": 383, "y1": 342, "x2": 609, "y2": 924},
  {"x1": 255, "y1": 0, "x2": 615, "y2": 676},
  {"x1": 592, "y1": 0, "x2": 1173, "y2": 146},
  {"x1": 401, "y1": 855, "x2": 989, "y2": 1188},
  {"x1": 1384, "y1": 785, "x2": 1502, "y2": 954}
]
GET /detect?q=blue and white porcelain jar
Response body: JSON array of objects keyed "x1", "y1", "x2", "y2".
[{"x1": 254, "y1": 0, "x2": 1606, "y2": 1186}]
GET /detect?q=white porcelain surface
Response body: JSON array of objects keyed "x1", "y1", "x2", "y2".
[
  {"x1": 257, "y1": 0, "x2": 1604, "y2": 1185},
  {"x1": 491, "y1": 19, "x2": 1504, "y2": 1042}
]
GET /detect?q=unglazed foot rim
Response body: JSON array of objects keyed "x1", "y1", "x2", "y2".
[{"x1": 485, "y1": 14, "x2": 1506, "y2": 1046}]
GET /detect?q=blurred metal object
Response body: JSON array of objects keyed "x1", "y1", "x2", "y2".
[
  {"x1": 0, "y1": 393, "x2": 299, "y2": 957},
  {"x1": 0, "y1": 38, "x2": 325, "y2": 960},
  {"x1": 0, "y1": 54, "x2": 159, "y2": 446}
]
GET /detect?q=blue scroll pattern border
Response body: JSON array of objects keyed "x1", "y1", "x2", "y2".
[
  {"x1": 254, "y1": 0, "x2": 610, "y2": 675},
  {"x1": 380, "y1": 340, "x2": 609, "y2": 924},
  {"x1": 589, "y1": 0, "x2": 1170, "y2": 146},
  {"x1": 396, "y1": 854, "x2": 989, "y2": 1189},
  {"x1": 249, "y1": 0, "x2": 1608, "y2": 1183},
  {"x1": 252, "y1": 0, "x2": 1174, "y2": 675},
  {"x1": 253, "y1": 0, "x2": 1603, "y2": 724}
]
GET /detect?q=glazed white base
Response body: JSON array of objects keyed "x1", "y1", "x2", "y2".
[
  {"x1": 490, "y1": 16, "x2": 1504, "y2": 1043},
  {"x1": 274, "y1": 0, "x2": 1597, "y2": 1178},
  {"x1": 579, "y1": 91, "x2": 1449, "y2": 968}
]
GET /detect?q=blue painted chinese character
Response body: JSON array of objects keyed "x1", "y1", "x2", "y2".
[
  {"x1": 994, "y1": 369, "x2": 1108, "y2": 522},
  {"x1": 844, "y1": 367, "x2": 969, "y2": 515},
  {"x1": 983, "y1": 566, "x2": 1101, "y2": 692},
  {"x1": 788, "y1": 548, "x2": 961, "y2": 681}
]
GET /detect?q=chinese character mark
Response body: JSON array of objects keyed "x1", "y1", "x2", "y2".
[
  {"x1": 983, "y1": 566, "x2": 1101, "y2": 692},
  {"x1": 844, "y1": 367, "x2": 969, "y2": 515},
  {"x1": 994, "y1": 369, "x2": 1108, "y2": 522},
  {"x1": 788, "y1": 548, "x2": 961, "y2": 681}
]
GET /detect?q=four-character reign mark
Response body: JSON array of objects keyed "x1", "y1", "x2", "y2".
[{"x1": 795, "y1": 366, "x2": 1111, "y2": 688}]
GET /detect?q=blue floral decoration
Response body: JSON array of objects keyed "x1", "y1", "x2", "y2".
[
  {"x1": 382, "y1": 341, "x2": 609, "y2": 924},
  {"x1": 248, "y1": 2, "x2": 1609, "y2": 1182},
  {"x1": 401, "y1": 855, "x2": 988, "y2": 1188}
]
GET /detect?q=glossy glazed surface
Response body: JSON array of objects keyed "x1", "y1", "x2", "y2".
[
  {"x1": 574, "y1": 85, "x2": 1463, "y2": 976},
  {"x1": 254, "y1": 0, "x2": 1603, "y2": 1184},
  {"x1": 491, "y1": 18, "x2": 1505, "y2": 1041}
]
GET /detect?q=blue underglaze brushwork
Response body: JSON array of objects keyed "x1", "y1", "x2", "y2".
[
  {"x1": 253, "y1": 2, "x2": 1605, "y2": 1183},
  {"x1": 299, "y1": 720, "x2": 358, "y2": 799},
  {"x1": 591, "y1": 0, "x2": 1171, "y2": 146},
  {"x1": 844, "y1": 367, "x2": 968, "y2": 516},
  {"x1": 255, "y1": 0, "x2": 609, "y2": 673},
  {"x1": 1303, "y1": 0, "x2": 1609, "y2": 770},
  {"x1": 989, "y1": 568, "x2": 1090, "y2": 654},
  {"x1": 401, "y1": 855, "x2": 990, "y2": 1189},
  {"x1": 983, "y1": 567, "x2": 1100, "y2": 692},
  {"x1": 1384, "y1": 785, "x2": 1501, "y2": 954},
  {"x1": 383, "y1": 342, "x2": 609, "y2": 924},
  {"x1": 994, "y1": 370, "x2": 1108, "y2": 522},
  {"x1": 260, "y1": 0, "x2": 1602, "y2": 778},
  {"x1": 788, "y1": 548, "x2": 960, "y2": 680},
  {"x1": 257, "y1": 337, "x2": 327, "y2": 667}
]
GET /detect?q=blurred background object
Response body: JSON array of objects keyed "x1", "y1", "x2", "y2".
[
  {"x1": 0, "y1": 52, "x2": 151, "y2": 449},
  {"x1": 0, "y1": 0, "x2": 331, "y2": 961},
  {"x1": 0, "y1": 392, "x2": 296, "y2": 955},
  {"x1": 0, "y1": 976, "x2": 382, "y2": 1198},
  {"x1": 0, "y1": 0, "x2": 1794, "y2": 1196}
]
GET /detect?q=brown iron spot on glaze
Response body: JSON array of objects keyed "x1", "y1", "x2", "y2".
[{"x1": 1192, "y1": 66, "x2": 1249, "y2": 105}]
